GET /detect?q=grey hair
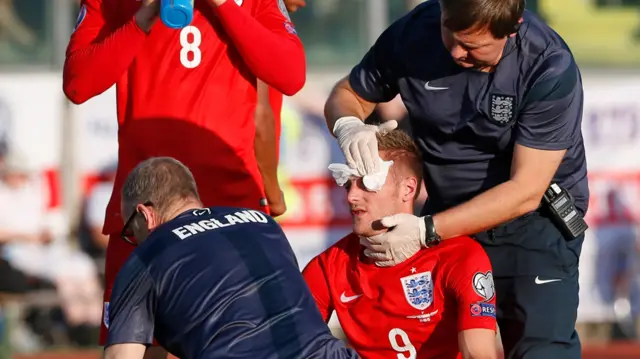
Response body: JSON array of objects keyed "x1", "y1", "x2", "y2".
[{"x1": 121, "y1": 157, "x2": 200, "y2": 219}]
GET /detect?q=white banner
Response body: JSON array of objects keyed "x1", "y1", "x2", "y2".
[
  {"x1": 0, "y1": 73, "x2": 62, "y2": 170},
  {"x1": 72, "y1": 86, "x2": 119, "y2": 174}
]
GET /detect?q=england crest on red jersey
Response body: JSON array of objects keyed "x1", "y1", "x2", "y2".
[{"x1": 401, "y1": 271, "x2": 433, "y2": 310}]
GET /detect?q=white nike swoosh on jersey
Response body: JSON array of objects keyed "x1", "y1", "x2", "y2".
[
  {"x1": 534, "y1": 276, "x2": 562, "y2": 284},
  {"x1": 424, "y1": 81, "x2": 448, "y2": 91},
  {"x1": 340, "y1": 292, "x2": 362, "y2": 303}
]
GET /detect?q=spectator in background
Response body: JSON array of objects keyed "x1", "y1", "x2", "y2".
[
  {"x1": 589, "y1": 189, "x2": 640, "y2": 341},
  {"x1": 0, "y1": 145, "x2": 31, "y2": 295},
  {"x1": 0, "y1": 150, "x2": 103, "y2": 345},
  {"x1": 79, "y1": 162, "x2": 117, "y2": 278}
]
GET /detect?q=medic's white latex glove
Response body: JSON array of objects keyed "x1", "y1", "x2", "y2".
[
  {"x1": 332, "y1": 116, "x2": 398, "y2": 177},
  {"x1": 360, "y1": 213, "x2": 427, "y2": 267}
]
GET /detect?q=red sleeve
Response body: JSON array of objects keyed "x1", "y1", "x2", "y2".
[
  {"x1": 63, "y1": 0, "x2": 148, "y2": 104},
  {"x1": 445, "y1": 244, "x2": 497, "y2": 333},
  {"x1": 215, "y1": 0, "x2": 306, "y2": 96},
  {"x1": 302, "y1": 256, "x2": 334, "y2": 323}
]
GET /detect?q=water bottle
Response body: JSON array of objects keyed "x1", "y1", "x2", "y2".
[{"x1": 160, "y1": 0, "x2": 194, "y2": 29}]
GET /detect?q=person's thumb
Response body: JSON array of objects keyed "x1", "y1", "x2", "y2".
[
  {"x1": 380, "y1": 214, "x2": 403, "y2": 228},
  {"x1": 376, "y1": 120, "x2": 398, "y2": 135}
]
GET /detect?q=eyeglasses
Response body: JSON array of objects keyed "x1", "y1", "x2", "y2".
[{"x1": 120, "y1": 201, "x2": 153, "y2": 246}]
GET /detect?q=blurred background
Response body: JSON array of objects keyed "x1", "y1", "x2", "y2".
[{"x1": 0, "y1": 0, "x2": 639, "y2": 358}]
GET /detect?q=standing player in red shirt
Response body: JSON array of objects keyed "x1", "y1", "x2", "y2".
[
  {"x1": 255, "y1": 0, "x2": 306, "y2": 217},
  {"x1": 303, "y1": 130, "x2": 498, "y2": 359},
  {"x1": 63, "y1": 0, "x2": 305, "y2": 355}
]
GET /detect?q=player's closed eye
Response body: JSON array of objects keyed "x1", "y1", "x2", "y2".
[{"x1": 344, "y1": 178, "x2": 367, "y2": 193}]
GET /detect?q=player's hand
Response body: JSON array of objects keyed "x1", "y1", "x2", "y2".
[
  {"x1": 360, "y1": 213, "x2": 426, "y2": 267},
  {"x1": 135, "y1": 0, "x2": 160, "y2": 33},
  {"x1": 284, "y1": 0, "x2": 306, "y2": 13},
  {"x1": 333, "y1": 117, "x2": 397, "y2": 177},
  {"x1": 268, "y1": 190, "x2": 287, "y2": 217}
]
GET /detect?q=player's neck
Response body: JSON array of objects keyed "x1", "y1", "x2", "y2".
[
  {"x1": 164, "y1": 199, "x2": 203, "y2": 222},
  {"x1": 475, "y1": 39, "x2": 511, "y2": 73}
]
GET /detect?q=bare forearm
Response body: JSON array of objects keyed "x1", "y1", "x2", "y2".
[
  {"x1": 324, "y1": 78, "x2": 376, "y2": 134},
  {"x1": 433, "y1": 180, "x2": 541, "y2": 239},
  {"x1": 103, "y1": 344, "x2": 145, "y2": 359},
  {"x1": 254, "y1": 82, "x2": 280, "y2": 202},
  {"x1": 254, "y1": 114, "x2": 280, "y2": 198},
  {"x1": 458, "y1": 330, "x2": 499, "y2": 359}
]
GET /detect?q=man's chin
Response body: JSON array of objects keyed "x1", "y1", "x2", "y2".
[{"x1": 353, "y1": 227, "x2": 386, "y2": 238}]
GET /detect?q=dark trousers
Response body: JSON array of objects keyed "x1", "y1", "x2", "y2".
[
  {"x1": 474, "y1": 212, "x2": 584, "y2": 359},
  {"x1": 0, "y1": 258, "x2": 31, "y2": 294}
]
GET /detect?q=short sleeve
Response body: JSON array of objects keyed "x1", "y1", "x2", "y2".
[
  {"x1": 348, "y1": 22, "x2": 402, "y2": 103},
  {"x1": 445, "y1": 244, "x2": 497, "y2": 333},
  {"x1": 301, "y1": 256, "x2": 334, "y2": 323},
  {"x1": 106, "y1": 254, "x2": 156, "y2": 347},
  {"x1": 515, "y1": 51, "x2": 583, "y2": 150}
]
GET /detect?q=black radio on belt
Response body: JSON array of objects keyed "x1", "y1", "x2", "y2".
[{"x1": 541, "y1": 183, "x2": 588, "y2": 240}]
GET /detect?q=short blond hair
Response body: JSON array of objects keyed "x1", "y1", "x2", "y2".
[{"x1": 376, "y1": 130, "x2": 423, "y2": 198}]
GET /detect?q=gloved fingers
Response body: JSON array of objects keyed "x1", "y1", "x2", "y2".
[
  {"x1": 374, "y1": 259, "x2": 396, "y2": 268},
  {"x1": 376, "y1": 120, "x2": 398, "y2": 135},
  {"x1": 361, "y1": 233, "x2": 389, "y2": 246},
  {"x1": 362, "y1": 139, "x2": 380, "y2": 174},
  {"x1": 361, "y1": 240, "x2": 387, "y2": 252},
  {"x1": 348, "y1": 141, "x2": 367, "y2": 176},
  {"x1": 343, "y1": 141, "x2": 358, "y2": 171},
  {"x1": 380, "y1": 214, "x2": 403, "y2": 229},
  {"x1": 363, "y1": 248, "x2": 391, "y2": 261}
]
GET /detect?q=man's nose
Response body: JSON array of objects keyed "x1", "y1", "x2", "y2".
[
  {"x1": 346, "y1": 184, "x2": 362, "y2": 205},
  {"x1": 450, "y1": 44, "x2": 467, "y2": 60}
]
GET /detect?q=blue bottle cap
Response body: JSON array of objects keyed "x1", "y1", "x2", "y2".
[{"x1": 160, "y1": 7, "x2": 193, "y2": 29}]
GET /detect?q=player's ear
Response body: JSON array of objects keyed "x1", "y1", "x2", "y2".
[
  {"x1": 401, "y1": 176, "x2": 418, "y2": 203},
  {"x1": 136, "y1": 204, "x2": 151, "y2": 224},
  {"x1": 510, "y1": 18, "x2": 524, "y2": 38}
]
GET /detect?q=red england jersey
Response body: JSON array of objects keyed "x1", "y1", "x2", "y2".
[
  {"x1": 64, "y1": 0, "x2": 304, "y2": 234},
  {"x1": 302, "y1": 234, "x2": 497, "y2": 359}
]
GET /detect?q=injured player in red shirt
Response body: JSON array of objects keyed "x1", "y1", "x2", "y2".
[{"x1": 303, "y1": 130, "x2": 499, "y2": 359}]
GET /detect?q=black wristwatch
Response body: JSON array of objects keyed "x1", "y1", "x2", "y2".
[{"x1": 423, "y1": 215, "x2": 441, "y2": 247}]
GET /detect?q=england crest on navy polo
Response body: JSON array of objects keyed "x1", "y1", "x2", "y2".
[
  {"x1": 401, "y1": 271, "x2": 433, "y2": 310},
  {"x1": 489, "y1": 94, "x2": 515, "y2": 124}
]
